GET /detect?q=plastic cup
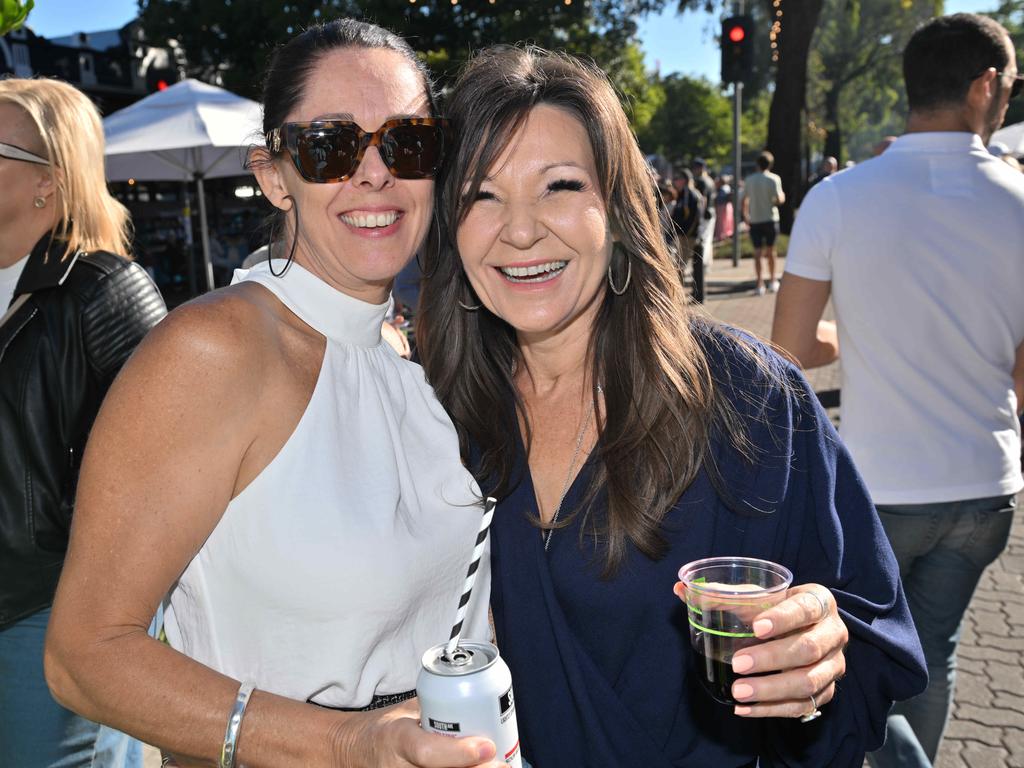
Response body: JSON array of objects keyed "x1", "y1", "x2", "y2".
[{"x1": 677, "y1": 556, "x2": 793, "y2": 705}]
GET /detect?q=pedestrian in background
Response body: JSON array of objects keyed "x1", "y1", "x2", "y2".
[
  {"x1": 873, "y1": 136, "x2": 899, "y2": 156},
  {"x1": 671, "y1": 168, "x2": 706, "y2": 302},
  {"x1": 808, "y1": 155, "x2": 838, "y2": 189},
  {"x1": 772, "y1": 13, "x2": 1024, "y2": 766},
  {"x1": 713, "y1": 174, "x2": 735, "y2": 242},
  {"x1": 741, "y1": 150, "x2": 785, "y2": 295},
  {"x1": 0, "y1": 77, "x2": 166, "y2": 767},
  {"x1": 691, "y1": 156, "x2": 716, "y2": 270}
]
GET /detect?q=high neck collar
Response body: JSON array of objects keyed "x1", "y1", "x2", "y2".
[{"x1": 240, "y1": 259, "x2": 391, "y2": 347}]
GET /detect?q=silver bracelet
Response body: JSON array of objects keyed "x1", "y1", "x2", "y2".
[{"x1": 220, "y1": 681, "x2": 256, "y2": 768}]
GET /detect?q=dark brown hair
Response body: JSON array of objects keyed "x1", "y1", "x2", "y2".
[
  {"x1": 260, "y1": 18, "x2": 437, "y2": 136},
  {"x1": 417, "y1": 46, "x2": 757, "y2": 575},
  {"x1": 903, "y1": 13, "x2": 1010, "y2": 112}
]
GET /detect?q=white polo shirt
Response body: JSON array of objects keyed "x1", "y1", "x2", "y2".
[{"x1": 786, "y1": 132, "x2": 1024, "y2": 505}]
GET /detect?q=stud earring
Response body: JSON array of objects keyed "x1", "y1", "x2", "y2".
[{"x1": 33, "y1": 196, "x2": 46, "y2": 209}]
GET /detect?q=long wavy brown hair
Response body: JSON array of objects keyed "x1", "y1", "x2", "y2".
[{"x1": 418, "y1": 47, "x2": 757, "y2": 575}]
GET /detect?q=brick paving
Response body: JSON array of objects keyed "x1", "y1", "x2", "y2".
[{"x1": 702, "y1": 249, "x2": 1024, "y2": 768}]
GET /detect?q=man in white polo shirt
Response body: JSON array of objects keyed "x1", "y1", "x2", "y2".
[{"x1": 772, "y1": 13, "x2": 1024, "y2": 768}]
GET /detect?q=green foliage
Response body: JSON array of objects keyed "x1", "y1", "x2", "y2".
[
  {"x1": 807, "y1": 0, "x2": 939, "y2": 162},
  {"x1": 137, "y1": 0, "x2": 665, "y2": 134},
  {"x1": 0, "y1": 0, "x2": 33, "y2": 36},
  {"x1": 636, "y1": 73, "x2": 733, "y2": 167},
  {"x1": 740, "y1": 87, "x2": 771, "y2": 154},
  {"x1": 607, "y1": 43, "x2": 665, "y2": 134}
]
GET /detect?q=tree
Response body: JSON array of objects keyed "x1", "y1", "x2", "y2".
[
  {"x1": 810, "y1": 0, "x2": 939, "y2": 164},
  {"x1": 637, "y1": 73, "x2": 731, "y2": 167},
  {"x1": 673, "y1": 0, "x2": 824, "y2": 231},
  {"x1": 764, "y1": 0, "x2": 823, "y2": 230},
  {"x1": 1, "y1": 0, "x2": 33, "y2": 36},
  {"x1": 606, "y1": 43, "x2": 666, "y2": 135},
  {"x1": 137, "y1": 0, "x2": 664, "y2": 132}
]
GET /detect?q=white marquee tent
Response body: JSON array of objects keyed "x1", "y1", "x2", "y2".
[{"x1": 103, "y1": 79, "x2": 264, "y2": 292}]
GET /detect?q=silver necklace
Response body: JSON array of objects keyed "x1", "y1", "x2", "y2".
[{"x1": 543, "y1": 385, "x2": 601, "y2": 552}]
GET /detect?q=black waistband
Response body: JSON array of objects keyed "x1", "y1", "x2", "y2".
[{"x1": 308, "y1": 689, "x2": 417, "y2": 712}]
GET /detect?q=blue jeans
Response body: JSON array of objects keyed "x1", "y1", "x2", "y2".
[
  {"x1": 868, "y1": 494, "x2": 1016, "y2": 768},
  {"x1": 0, "y1": 607, "x2": 142, "y2": 768}
]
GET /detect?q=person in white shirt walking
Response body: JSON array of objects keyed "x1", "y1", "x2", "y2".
[
  {"x1": 772, "y1": 13, "x2": 1024, "y2": 767},
  {"x1": 741, "y1": 151, "x2": 785, "y2": 295}
]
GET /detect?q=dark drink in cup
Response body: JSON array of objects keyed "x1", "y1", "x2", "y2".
[
  {"x1": 694, "y1": 649, "x2": 766, "y2": 704},
  {"x1": 677, "y1": 558, "x2": 793, "y2": 706}
]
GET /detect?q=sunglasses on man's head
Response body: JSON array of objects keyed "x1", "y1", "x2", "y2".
[
  {"x1": 972, "y1": 69, "x2": 1024, "y2": 99},
  {"x1": 999, "y1": 72, "x2": 1024, "y2": 99},
  {"x1": 0, "y1": 141, "x2": 49, "y2": 165},
  {"x1": 266, "y1": 118, "x2": 447, "y2": 184}
]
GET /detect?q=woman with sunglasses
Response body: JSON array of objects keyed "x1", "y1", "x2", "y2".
[
  {"x1": 45, "y1": 20, "x2": 499, "y2": 768},
  {"x1": 417, "y1": 47, "x2": 928, "y2": 767},
  {"x1": 0, "y1": 78, "x2": 166, "y2": 767}
]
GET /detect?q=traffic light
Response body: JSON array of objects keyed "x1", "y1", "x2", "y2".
[{"x1": 721, "y1": 15, "x2": 754, "y2": 84}]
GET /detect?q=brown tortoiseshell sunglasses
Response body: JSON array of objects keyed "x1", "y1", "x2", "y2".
[{"x1": 266, "y1": 117, "x2": 447, "y2": 183}]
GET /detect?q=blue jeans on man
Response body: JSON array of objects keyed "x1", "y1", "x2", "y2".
[
  {"x1": 868, "y1": 494, "x2": 1016, "y2": 767},
  {"x1": 0, "y1": 606, "x2": 143, "y2": 768}
]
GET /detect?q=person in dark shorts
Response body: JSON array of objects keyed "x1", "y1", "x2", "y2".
[
  {"x1": 742, "y1": 151, "x2": 785, "y2": 295},
  {"x1": 749, "y1": 220, "x2": 779, "y2": 248}
]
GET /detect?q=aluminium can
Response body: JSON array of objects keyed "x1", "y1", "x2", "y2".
[{"x1": 417, "y1": 640, "x2": 522, "y2": 768}]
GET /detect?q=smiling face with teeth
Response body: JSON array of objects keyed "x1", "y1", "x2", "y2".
[
  {"x1": 254, "y1": 47, "x2": 435, "y2": 304},
  {"x1": 457, "y1": 104, "x2": 614, "y2": 339}
]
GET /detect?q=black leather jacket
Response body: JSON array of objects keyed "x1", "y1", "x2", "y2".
[{"x1": 0, "y1": 235, "x2": 166, "y2": 629}]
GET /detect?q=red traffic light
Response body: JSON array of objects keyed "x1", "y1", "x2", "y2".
[
  {"x1": 156, "y1": 80, "x2": 169, "y2": 91},
  {"x1": 721, "y1": 15, "x2": 754, "y2": 83}
]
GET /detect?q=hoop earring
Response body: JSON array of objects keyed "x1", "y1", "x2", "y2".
[
  {"x1": 270, "y1": 195, "x2": 299, "y2": 277},
  {"x1": 416, "y1": 216, "x2": 441, "y2": 279},
  {"x1": 458, "y1": 275, "x2": 482, "y2": 311},
  {"x1": 33, "y1": 196, "x2": 46, "y2": 209},
  {"x1": 607, "y1": 246, "x2": 632, "y2": 295}
]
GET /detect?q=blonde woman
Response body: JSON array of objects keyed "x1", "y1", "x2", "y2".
[{"x1": 0, "y1": 77, "x2": 166, "y2": 767}]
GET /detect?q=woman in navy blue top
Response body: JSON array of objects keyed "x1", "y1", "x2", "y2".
[{"x1": 418, "y1": 46, "x2": 927, "y2": 767}]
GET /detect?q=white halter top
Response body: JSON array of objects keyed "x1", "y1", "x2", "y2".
[{"x1": 163, "y1": 260, "x2": 490, "y2": 707}]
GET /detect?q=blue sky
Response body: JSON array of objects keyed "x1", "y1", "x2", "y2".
[{"x1": 24, "y1": 0, "x2": 995, "y2": 84}]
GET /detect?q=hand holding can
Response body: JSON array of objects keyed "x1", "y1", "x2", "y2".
[{"x1": 417, "y1": 641, "x2": 522, "y2": 767}]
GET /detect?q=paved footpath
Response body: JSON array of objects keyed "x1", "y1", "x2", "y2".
[{"x1": 703, "y1": 252, "x2": 1024, "y2": 768}]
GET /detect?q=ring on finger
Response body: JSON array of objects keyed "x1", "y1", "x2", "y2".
[
  {"x1": 799, "y1": 693, "x2": 822, "y2": 723},
  {"x1": 807, "y1": 589, "x2": 831, "y2": 620}
]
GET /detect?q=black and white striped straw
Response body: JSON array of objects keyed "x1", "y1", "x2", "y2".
[{"x1": 444, "y1": 496, "x2": 496, "y2": 659}]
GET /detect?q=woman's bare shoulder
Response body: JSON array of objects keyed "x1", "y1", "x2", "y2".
[{"x1": 116, "y1": 282, "x2": 291, "y2": 414}]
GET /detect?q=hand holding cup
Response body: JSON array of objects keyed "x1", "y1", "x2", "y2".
[
  {"x1": 675, "y1": 557, "x2": 847, "y2": 720},
  {"x1": 724, "y1": 583, "x2": 848, "y2": 720}
]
